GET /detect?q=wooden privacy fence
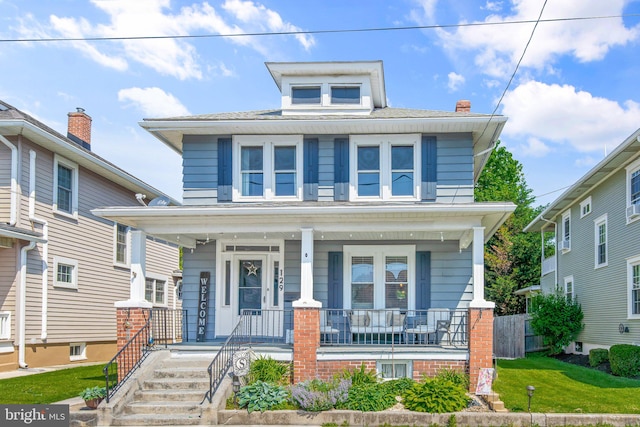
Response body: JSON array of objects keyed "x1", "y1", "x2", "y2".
[{"x1": 493, "y1": 314, "x2": 545, "y2": 358}]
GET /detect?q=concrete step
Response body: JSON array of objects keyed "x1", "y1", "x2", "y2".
[
  {"x1": 158, "y1": 357, "x2": 212, "y2": 369},
  {"x1": 134, "y1": 389, "x2": 206, "y2": 402},
  {"x1": 142, "y1": 377, "x2": 210, "y2": 391},
  {"x1": 111, "y1": 413, "x2": 204, "y2": 426},
  {"x1": 123, "y1": 401, "x2": 202, "y2": 416},
  {"x1": 152, "y1": 367, "x2": 209, "y2": 379}
]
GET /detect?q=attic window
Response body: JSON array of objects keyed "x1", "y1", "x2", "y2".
[
  {"x1": 291, "y1": 87, "x2": 321, "y2": 104},
  {"x1": 331, "y1": 86, "x2": 360, "y2": 104}
]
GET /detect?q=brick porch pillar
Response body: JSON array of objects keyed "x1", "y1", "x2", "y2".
[
  {"x1": 293, "y1": 307, "x2": 320, "y2": 383},
  {"x1": 468, "y1": 307, "x2": 494, "y2": 393}
]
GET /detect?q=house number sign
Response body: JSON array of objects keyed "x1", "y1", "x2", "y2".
[{"x1": 196, "y1": 272, "x2": 210, "y2": 342}]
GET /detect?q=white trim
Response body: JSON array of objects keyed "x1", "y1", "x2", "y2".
[
  {"x1": 594, "y1": 213, "x2": 608, "y2": 269},
  {"x1": 317, "y1": 351, "x2": 467, "y2": 361},
  {"x1": 349, "y1": 134, "x2": 421, "y2": 201},
  {"x1": 580, "y1": 196, "x2": 592, "y2": 218},
  {"x1": 53, "y1": 256, "x2": 79, "y2": 290},
  {"x1": 626, "y1": 157, "x2": 640, "y2": 224},
  {"x1": 52, "y1": 154, "x2": 79, "y2": 219},
  {"x1": 145, "y1": 272, "x2": 169, "y2": 307},
  {"x1": 232, "y1": 135, "x2": 303, "y2": 202},
  {"x1": 377, "y1": 360, "x2": 413, "y2": 379},
  {"x1": 0, "y1": 311, "x2": 10, "y2": 340},
  {"x1": 627, "y1": 254, "x2": 640, "y2": 319},
  {"x1": 69, "y1": 342, "x2": 87, "y2": 361},
  {"x1": 113, "y1": 223, "x2": 131, "y2": 267},
  {"x1": 343, "y1": 245, "x2": 415, "y2": 310},
  {"x1": 563, "y1": 275, "x2": 574, "y2": 301}
]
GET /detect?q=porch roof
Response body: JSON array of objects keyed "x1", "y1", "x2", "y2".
[{"x1": 92, "y1": 201, "x2": 515, "y2": 249}]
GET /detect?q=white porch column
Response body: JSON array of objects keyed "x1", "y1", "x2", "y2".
[
  {"x1": 293, "y1": 227, "x2": 321, "y2": 308},
  {"x1": 470, "y1": 226, "x2": 495, "y2": 309},
  {"x1": 115, "y1": 230, "x2": 152, "y2": 308}
]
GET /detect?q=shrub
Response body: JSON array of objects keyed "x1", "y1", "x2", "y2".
[
  {"x1": 337, "y1": 363, "x2": 379, "y2": 386},
  {"x1": 340, "y1": 383, "x2": 397, "y2": 412},
  {"x1": 529, "y1": 292, "x2": 584, "y2": 355},
  {"x1": 381, "y1": 377, "x2": 415, "y2": 397},
  {"x1": 589, "y1": 348, "x2": 609, "y2": 367},
  {"x1": 246, "y1": 355, "x2": 290, "y2": 385},
  {"x1": 435, "y1": 367, "x2": 469, "y2": 390},
  {"x1": 402, "y1": 377, "x2": 469, "y2": 413},
  {"x1": 609, "y1": 344, "x2": 640, "y2": 378},
  {"x1": 291, "y1": 378, "x2": 351, "y2": 412},
  {"x1": 236, "y1": 380, "x2": 289, "y2": 413}
]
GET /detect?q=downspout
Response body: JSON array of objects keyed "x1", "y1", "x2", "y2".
[
  {"x1": 18, "y1": 241, "x2": 36, "y2": 368},
  {"x1": 540, "y1": 216, "x2": 558, "y2": 288},
  {"x1": 29, "y1": 150, "x2": 49, "y2": 341},
  {"x1": 0, "y1": 135, "x2": 18, "y2": 225}
]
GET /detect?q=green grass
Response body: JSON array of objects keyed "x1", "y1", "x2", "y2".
[
  {"x1": 0, "y1": 364, "x2": 109, "y2": 404},
  {"x1": 494, "y1": 353, "x2": 640, "y2": 413}
]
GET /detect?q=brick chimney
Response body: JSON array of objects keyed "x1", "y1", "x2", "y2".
[
  {"x1": 455, "y1": 100, "x2": 471, "y2": 113},
  {"x1": 67, "y1": 107, "x2": 92, "y2": 150}
]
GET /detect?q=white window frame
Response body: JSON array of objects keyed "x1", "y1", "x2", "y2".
[
  {"x1": 627, "y1": 254, "x2": 640, "y2": 319},
  {"x1": 69, "y1": 342, "x2": 86, "y2": 361},
  {"x1": 343, "y1": 245, "x2": 415, "y2": 310},
  {"x1": 232, "y1": 135, "x2": 303, "y2": 202},
  {"x1": 377, "y1": 360, "x2": 413, "y2": 380},
  {"x1": 0, "y1": 311, "x2": 10, "y2": 340},
  {"x1": 330, "y1": 85, "x2": 362, "y2": 105},
  {"x1": 113, "y1": 223, "x2": 130, "y2": 267},
  {"x1": 626, "y1": 157, "x2": 640, "y2": 224},
  {"x1": 594, "y1": 214, "x2": 608, "y2": 269},
  {"x1": 53, "y1": 154, "x2": 79, "y2": 219},
  {"x1": 349, "y1": 134, "x2": 421, "y2": 201},
  {"x1": 560, "y1": 210, "x2": 571, "y2": 253},
  {"x1": 53, "y1": 256, "x2": 79, "y2": 290},
  {"x1": 580, "y1": 196, "x2": 592, "y2": 218},
  {"x1": 145, "y1": 273, "x2": 168, "y2": 307},
  {"x1": 563, "y1": 276, "x2": 574, "y2": 301}
]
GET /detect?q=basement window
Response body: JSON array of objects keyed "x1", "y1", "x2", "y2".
[{"x1": 70, "y1": 343, "x2": 86, "y2": 361}]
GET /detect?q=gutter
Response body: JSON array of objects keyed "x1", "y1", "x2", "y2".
[
  {"x1": 29, "y1": 149, "x2": 49, "y2": 341},
  {"x1": 18, "y1": 241, "x2": 36, "y2": 368},
  {"x1": 0, "y1": 135, "x2": 18, "y2": 225}
]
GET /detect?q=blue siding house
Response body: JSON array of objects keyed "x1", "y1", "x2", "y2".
[{"x1": 95, "y1": 61, "x2": 515, "y2": 390}]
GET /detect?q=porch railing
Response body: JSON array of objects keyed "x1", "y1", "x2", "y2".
[
  {"x1": 319, "y1": 308, "x2": 468, "y2": 347},
  {"x1": 103, "y1": 308, "x2": 187, "y2": 403}
]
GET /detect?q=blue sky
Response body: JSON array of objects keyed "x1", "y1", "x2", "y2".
[{"x1": 1, "y1": 0, "x2": 639, "y2": 206}]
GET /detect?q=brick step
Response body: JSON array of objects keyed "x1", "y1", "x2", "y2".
[
  {"x1": 142, "y1": 378, "x2": 209, "y2": 390},
  {"x1": 134, "y1": 389, "x2": 206, "y2": 402},
  {"x1": 111, "y1": 413, "x2": 204, "y2": 426},
  {"x1": 123, "y1": 401, "x2": 202, "y2": 416}
]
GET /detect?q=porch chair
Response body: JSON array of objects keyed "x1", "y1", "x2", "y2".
[
  {"x1": 404, "y1": 308, "x2": 451, "y2": 344},
  {"x1": 319, "y1": 310, "x2": 340, "y2": 343}
]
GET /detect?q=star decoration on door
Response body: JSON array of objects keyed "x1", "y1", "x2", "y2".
[{"x1": 244, "y1": 262, "x2": 259, "y2": 276}]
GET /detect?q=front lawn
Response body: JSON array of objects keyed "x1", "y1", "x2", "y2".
[
  {"x1": 0, "y1": 364, "x2": 108, "y2": 404},
  {"x1": 494, "y1": 353, "x2": 640, "y2": 413}
]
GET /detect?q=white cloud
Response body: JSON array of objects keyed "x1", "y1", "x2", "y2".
[
  {"x1": 16, "y1": 0, "x2": 314, "y2": 80},
  {"x1": 447, "y1": 72, "x2": 465, "y2": 91},
  {"x1": 408, "y1": 0, "x2": 438, "y2": 23},
  {"x1": 417, "y1": 0, "x2": 640, "y2": 79},
  {"x1": 575, "y1": 156, "x2": 598, "y2": 168},
  {"x1": 501, "y1": 80, "x2": 640, "y2": 153},
  {"x1": 118, "y1": 87, "x2": 190, "y2": 117},
  {"x1": 483, "y1": 1, "x2": 503, "y2": 12},
  {"x1": 517, "y1": 137, "x2": 551, "y2": 158}
]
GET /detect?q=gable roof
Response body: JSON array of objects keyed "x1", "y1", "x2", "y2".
[
  {"x1": 0, "y1": 100, "x2": 179, "y2": 206},
  {"x1": 525, "y1": 127, "x2": 640, "y2": 232}
]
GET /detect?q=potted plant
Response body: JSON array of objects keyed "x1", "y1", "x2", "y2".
[{"x1": 79, "y1": 386, "x2": 107, "y2": 409}]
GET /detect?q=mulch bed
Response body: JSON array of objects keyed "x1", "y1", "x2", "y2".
[{"x1": 552, "y1": 352, "x2": 613, "y2": 375}]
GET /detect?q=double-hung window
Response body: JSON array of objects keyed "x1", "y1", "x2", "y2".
[
  {"x1": 114, "y1": 223, "x2": 130, "y2": 266},
  {"x1": 628, "y1": 255, "x2": 640, "y2": 318},
  {"x1": 344, "y1": 245, "x2": 414, "y2": 310},
  {"x1": 594, "y1": 214, "x2": 608, "y2": 268},
  {"x1": 145, "y1": 275, "x2": 167, "y2": 306},
  {"x1": 560, "y1": 210, "x2": 571, "y2": 252},
  {"x1": 564, "y1": 276, "x2": 574, "y2": 301},
  {"x1": 53, "y1": 155, "x2": 79, "y2": 218},
  {"x1": 351, "y1": 135, "x2": 420, "y2": 200},
  {"x1": 234, "y1": 136, "x2": 302, "y2": 201},
  {"x1": 626, "y1": 158, "x2": 640, "y2": 222}
]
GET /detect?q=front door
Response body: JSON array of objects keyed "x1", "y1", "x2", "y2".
[{"x1": 216, "y1": 251, "x2": 283, "y2": 337}]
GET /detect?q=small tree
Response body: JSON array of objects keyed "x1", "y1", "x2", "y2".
[{"x1": 529, "y1": 292, "x2": 584, "y2": 355}]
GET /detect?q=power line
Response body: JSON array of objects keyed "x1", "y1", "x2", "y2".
[{"x1": 1, "y1": 13, "x2": 638, "y2": 43}]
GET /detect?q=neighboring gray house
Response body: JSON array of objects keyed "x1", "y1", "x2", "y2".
[
  {"x1": 0, "y1": 101, "x2": 181, "y2": 372},
  {"x1": 525, "y1": 128, "x2": 640, "y2": 354},
  {"x1": 94, "y1": 61, "x2": 515, "y2": 390}
]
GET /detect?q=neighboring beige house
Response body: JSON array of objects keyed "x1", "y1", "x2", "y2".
[{"x1": 0, "y1": 100, "x2": 181, "y2": 372}]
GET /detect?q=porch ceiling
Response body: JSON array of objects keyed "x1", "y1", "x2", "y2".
[{"x1": 92, "y1": 202, "x2": 515, "y2": 249}]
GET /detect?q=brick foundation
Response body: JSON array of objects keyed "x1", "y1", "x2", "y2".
[
  {"x1": 316, "y1": 359, "x2": 466, "y2": 381},
  {"x1": 292, "y1": 307, "x2": 320, "y2": 383},
  {"x1": 468, "y1": 307, "x2": 494, "y2": 393}
]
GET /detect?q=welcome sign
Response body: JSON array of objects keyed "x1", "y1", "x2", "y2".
[{"x1": 196, "y1": 271, "x2": 210, "y2": 342}]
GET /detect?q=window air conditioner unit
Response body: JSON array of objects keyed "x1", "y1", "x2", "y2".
[
  {"x1": 627, "y1": 204, "x2": 640, "y2": 219},
  {"x1": 559, "y1": 239, "x2": 571, "y2": 251}
]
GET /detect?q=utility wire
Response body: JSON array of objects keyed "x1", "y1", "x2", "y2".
[{"x1": 0, "y1": 13, "x2": 637, "y2": 43}]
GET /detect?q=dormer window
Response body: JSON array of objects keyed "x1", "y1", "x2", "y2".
[
  {"x1": 331, "y1": 86, "x2": 360, "y2": 104},
  {"x1": 292, "y1": 86, "x2": 321, "y2": 104}
]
